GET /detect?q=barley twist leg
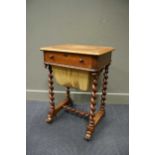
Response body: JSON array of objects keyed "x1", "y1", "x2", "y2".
[
  {"x1": 85, "y1": 72, "x2": 98, "y2": 140},
  {"x1": 46, "y1": 65, "x2": 55, "y2": 123},
  {"x1": 100, "y1": 64, "x2": 110, "y2": 113}
]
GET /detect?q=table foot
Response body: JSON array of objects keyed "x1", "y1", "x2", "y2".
[
  {"x1": 46, "y1": 114, "x2": 54, "y2": 123},
  {"x1": 84, "y1": 133, "x2": 92, "y2": 141},
  {"x1": 45, "y1": 99, "x2": 70, "y2": 123}
]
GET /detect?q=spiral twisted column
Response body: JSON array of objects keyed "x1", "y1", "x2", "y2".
[
  {"x1": 46, "y1": 65, "x2": 55, "y2": 123},
  {"x1": 66, "y1": 87, "x2": 74, "y2": 106},
  {"x1": 85, "y1": 72, "x2": 98, "y2": 140},
  {"x1": 63, "y1": 105, "x2": 89, "y2": 118},
  {"x1": 66, "y1": 87, "x2": 70, "y2": 100},
  {"x1": 100, "y1": 64, "x2": 110, "y2": 112}
]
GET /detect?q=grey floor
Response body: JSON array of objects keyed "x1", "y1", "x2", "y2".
[{"x1": 27, "y1": 101, "x2": 129, "y2": 155}]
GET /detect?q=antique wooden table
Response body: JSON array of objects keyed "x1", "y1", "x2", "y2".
[{"x1": 40, "y1": 44, "x2": 114, "y2": 140}]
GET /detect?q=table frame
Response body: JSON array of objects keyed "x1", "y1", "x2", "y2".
[{"x1": 44, "y1": 63, "x2": 110, "y2": 141}]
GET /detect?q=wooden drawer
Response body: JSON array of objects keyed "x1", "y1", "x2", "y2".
[
  {"x1": 44, "y1": 51, "x2": 96, "y2": 70},
  {"x1": 44, "y1": 51, "x2": 111, "y2": 71}
]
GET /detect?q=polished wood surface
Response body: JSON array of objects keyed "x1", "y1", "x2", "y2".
[
  {"x1": 44, "y1": 50, "x2": 111, "y2": 71},
  {"x1": 46, "y1": 99, "x2": 70, "y2": 123},
  {"x1": 63, "y1": 105, "x2": 89, "y2": 118},
  {"x1": 44, "y1": 51, "x2": 96, "y2": 70},
  {"x1": 41, "y1": 44, "x2": 113, "y2": 141},
  {"x1": 100, "y1": 64, "x2": 110, "y2": 112},
  {"x1": 40, "y1": 44, "x2": 114, "y2": 56},
  {"x1": 94, "y1": 110, "x2": 105, "y2": 125},
  {"x1": 85, "y1": 72, "x2": 98, "y2": 140},
  {"x1": 46, "y1": 65, "x2": 55, "y2": 123}
]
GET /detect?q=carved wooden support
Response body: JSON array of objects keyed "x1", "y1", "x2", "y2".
[
  {"x1": 100, "y1": 64, "x2": 110, "y2": 113},
  {"x1": 44, "y1": 63, "x2": 111, "y2": 140},
  {"x1": 85, "y1": 72, "x2": 98, "y2": 140},
  {"x1": 94, "y1": 110, "x2": 105, "y2": 125},
  {"x1": 66, "y1": 87, "x2": 70, "y2": 99},
  {"x1": 46, "y1": 65, "x2": 55, "y2": 123},
  {"x1": 54, "y1": 99, "x2": 70, "y2": 114},
  {"x1": 66, "y1": 87, "x2": 73, "y2": 106},
  {"x1": 63, "y1": 105, "x2": 89, "y2": 118}
]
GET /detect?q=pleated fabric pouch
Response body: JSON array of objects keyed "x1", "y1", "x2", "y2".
[{"x1": 53, "y1": 66, "x2": 92, "y2": 91}]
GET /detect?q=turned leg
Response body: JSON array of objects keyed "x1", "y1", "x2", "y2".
[
  {"x1": 85, "y1": 72, "x2": 98, "y2": 140},
  {"x1": 66, "y1": 87, "x2": 70, "y2": 100},
  {"x1": 66, "y1": 87, "x2": 74, "y2": 106},
  {"x1": 100, "y1": 64, "x2": 110, "y2": 113},
  {"x1": 46, "y1": 65, "x2": 55, "y2": 123},
  {"x1": 66, "y1": 87, "x2": 71, "y2": 103}
]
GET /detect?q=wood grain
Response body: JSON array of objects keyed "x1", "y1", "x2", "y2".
[
  {"x1": 54, "y1": 99, "x2": 70, "y2": 114},
  {"x1": 44, "y1": 51, "x2": 96, "y2": 70},
  {"x1": 46, "y1": 65, "x2": 55, "y2": 123},
  {"x1": 85, "y1": 72, "x2": 98, "y2": 140},
  {"x1": 63, "y1": 105, "x2": 89, "y2": 118},
  {"x1": 94, "y1": 110, "x2": 105, "y2": 125},
  {"x1": 42, "y1": 44, "x2": 114, "y2": 141},
  {"x1": 44, "y1": 51, "x2": 111, "y2": 72},
  {"x1": 100, "y1": 64, "x2": 110, "y2": 111},
  {"x1": 40, "y1": 44, "x2": 115, "y2": 56}
]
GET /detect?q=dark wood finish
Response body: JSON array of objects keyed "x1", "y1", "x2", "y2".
[
  {"x1": 63, "y1": 105, "x2": 89, "y2": 118},
  {"x1": 97, "y1": 53, "x2": 111, "y2": 71},
  {"x1": 44, "y1": 51, "x2": 111, "y2": 72},
  {"x1": 46, "y1": 65, "x2": 55, "y2": 123},
  {"x1": 66, "y1": 87, "x2": 73, "y2": 106},
  {"x1": 41, "y1": 44, "x2": 114, "y2": 141},
  {"x1": 100, "y1": 64, "x2": 110, "y2": 112},
  {"x1": 66, "y1": 87, "x2": 70, "y2": 100},
  {"x1": 46, "y1": 99, "x2": 70, "y2": 122},
  {"x1": 85, "y1": 72, "x2": 98, "y2": 140},
  {"x1": 44, "y1": 51, "x2": 94, "y2": 69},
  {"x1": 54, "y1": 99, "x2": 70, "y2": 114},
  {"x1": 94, "y1": 110, "x2": 105, "y2": 125}
]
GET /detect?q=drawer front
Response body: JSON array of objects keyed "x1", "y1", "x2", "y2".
[{"x1": 44, "y1": 51, "x2": 96, "y2": 70}]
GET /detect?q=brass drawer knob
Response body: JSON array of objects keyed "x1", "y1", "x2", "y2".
[
  {"x1": 49, "y1": 55, "x2": 54, "y2": 59},
  {"x1": 79, "y1": 58, "x2": 84, "y2": 63}
]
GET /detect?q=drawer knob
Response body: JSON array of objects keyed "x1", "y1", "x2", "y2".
[
  {"x1": 49, "y1": 55, "x2": 54, "y2": 59},
  {"x1": 79, "y1": 58, "x2": 84, "y2": 63}
]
